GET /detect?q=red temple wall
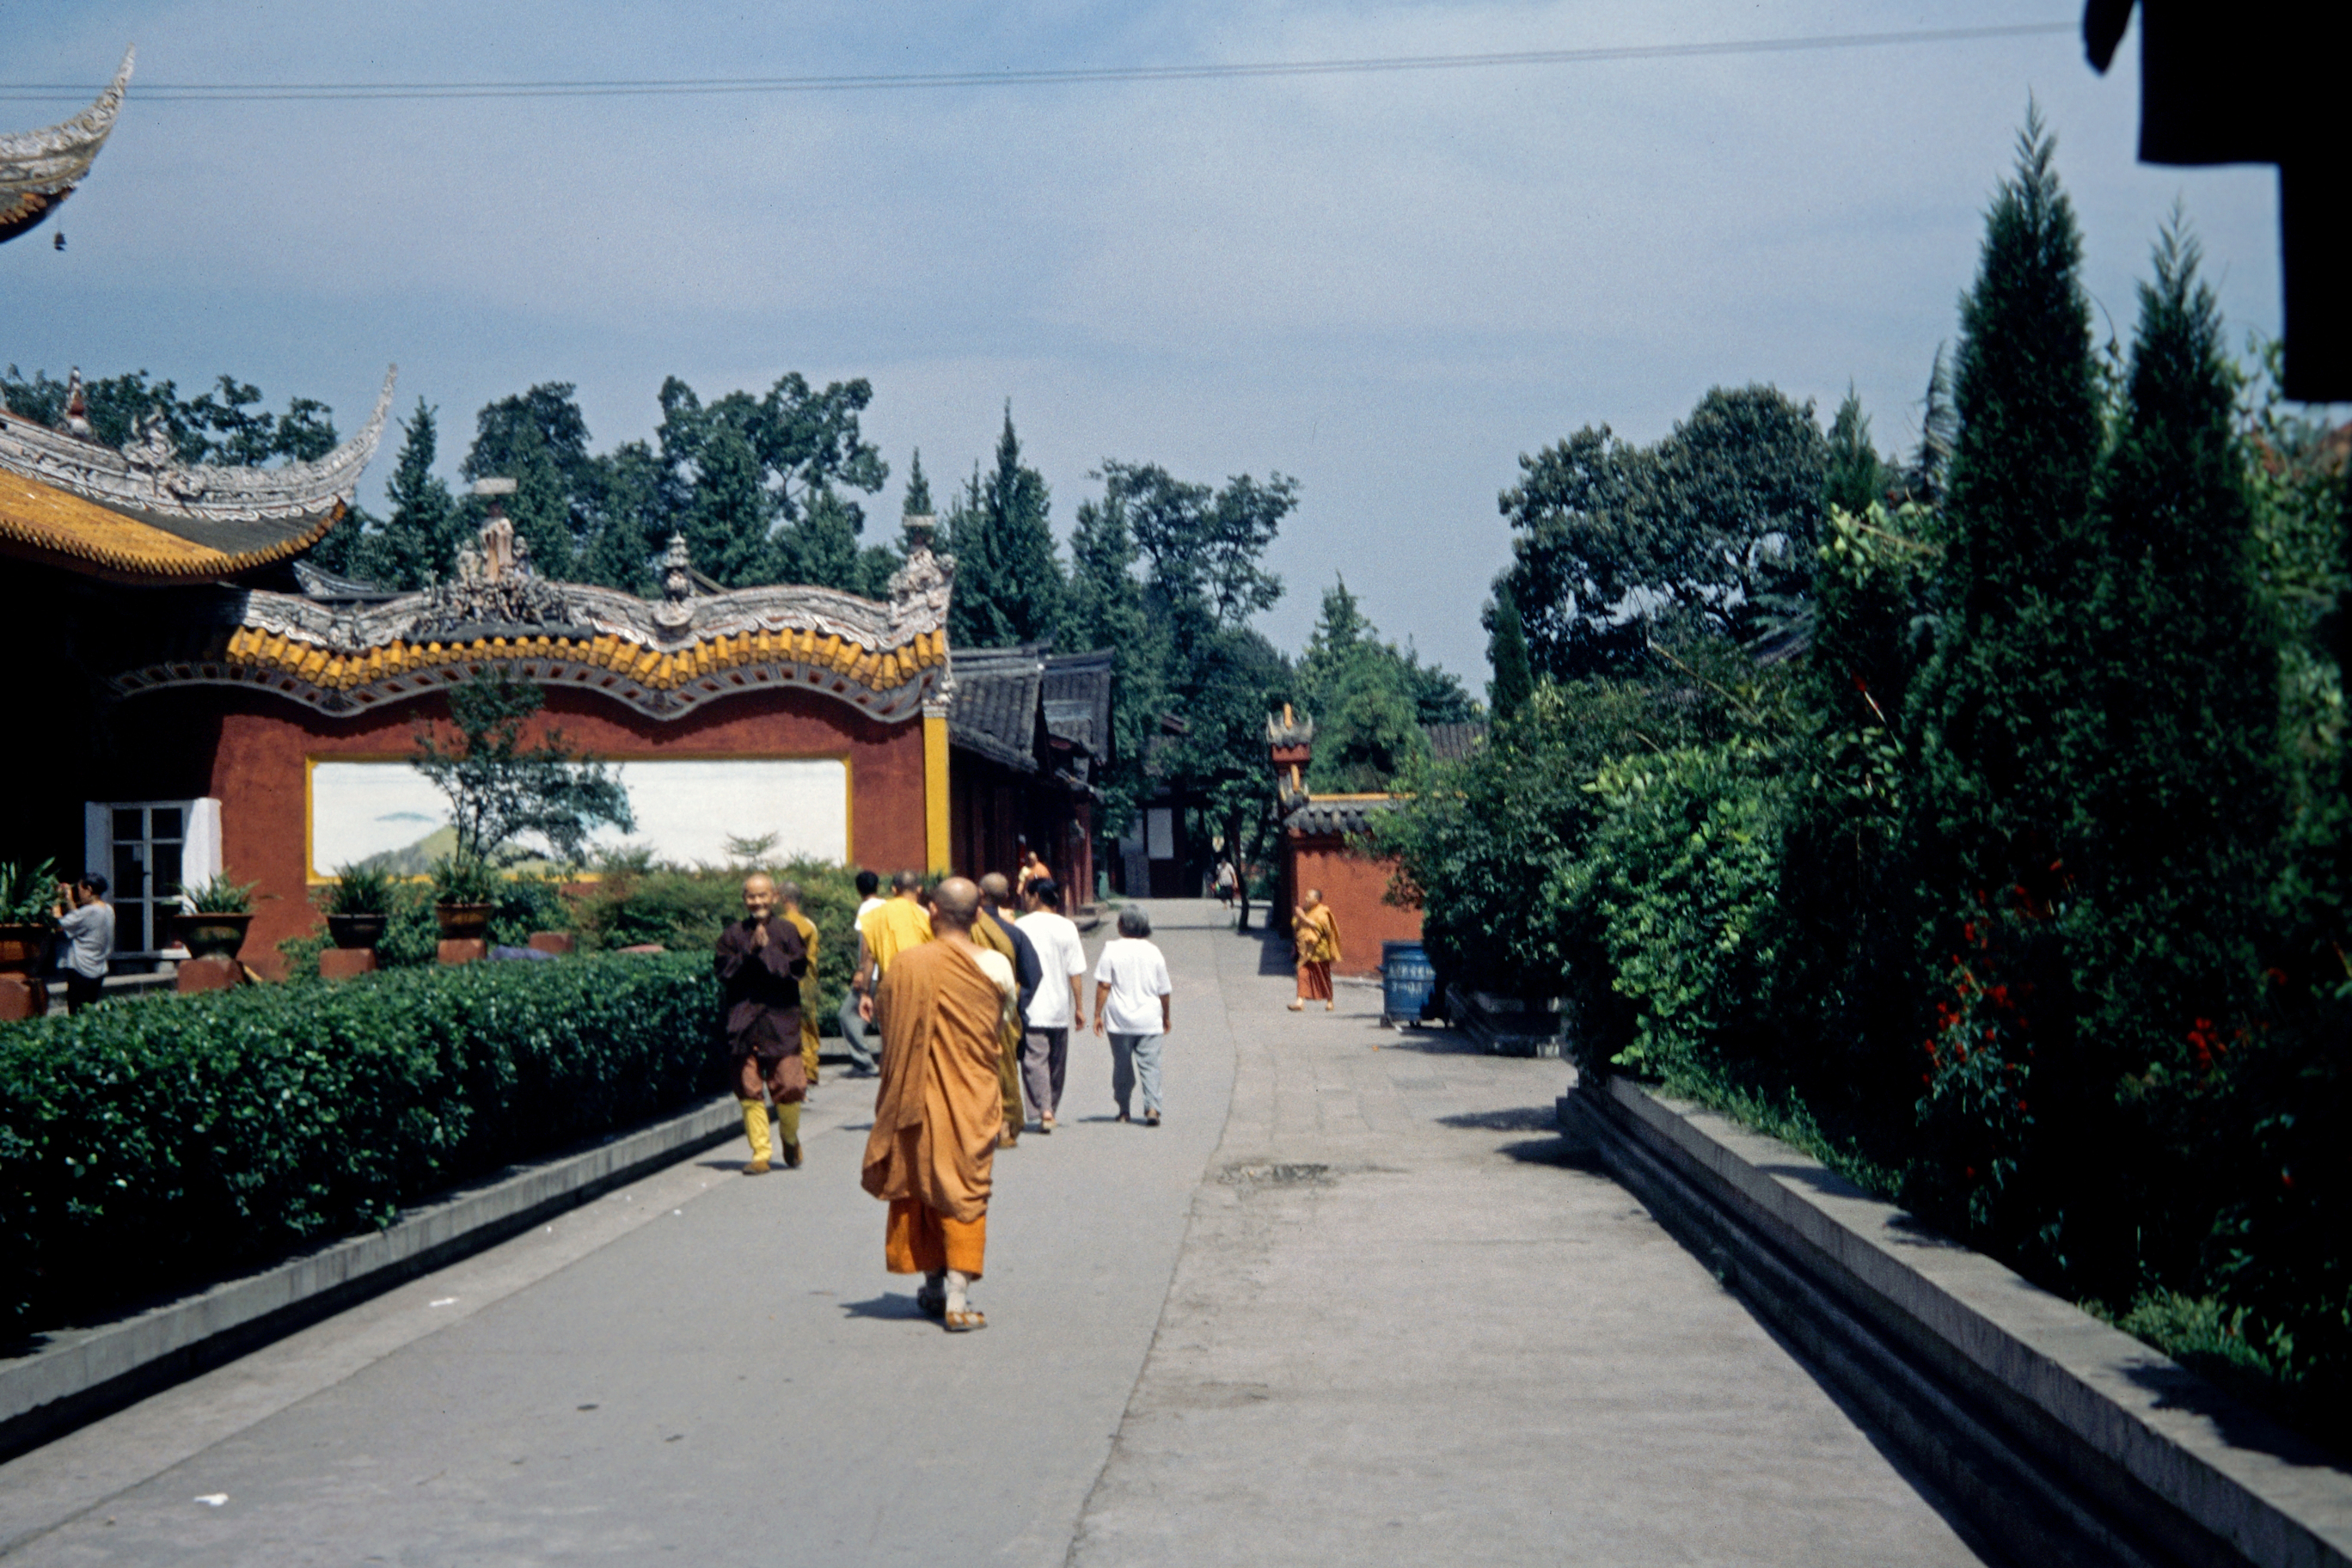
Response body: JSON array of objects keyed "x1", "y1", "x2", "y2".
[
  {"x1": 1281, "y1": 832, "x2": 1421, "y2": 977},
  {"x1": 107, "y1": 684, "x2": 927, "y2": 977}
]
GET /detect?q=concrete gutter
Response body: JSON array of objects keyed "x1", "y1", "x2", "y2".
[
  {"x1": 1561, "y1": 1075, "x2": 2352, "y2": 1568},
  {"x1": 0, "y1": 1093, "x2": 739, "y2": 1460}
]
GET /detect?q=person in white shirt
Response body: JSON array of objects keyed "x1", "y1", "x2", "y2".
[
  {"x1": 1015, "y1": 878, "x2": 1088, "y2": 1133},
  {"x1": 1092, "y1": 906, "x2": 1173, "y2": 1126},
  {"x1": 837, "y1": 869, "x2": 886, "y2": 1075},
  {"x1": 52, "y1": 872, "x2": 114, "y2": 1015}
]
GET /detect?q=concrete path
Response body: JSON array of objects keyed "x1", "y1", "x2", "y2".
[{"x1": 0, "y1": 902, "x2": 1987, "y2": 1565}]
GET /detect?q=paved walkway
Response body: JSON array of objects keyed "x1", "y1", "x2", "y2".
[{"x1": 0, "y1": 902, "x2": 1986, "y2": 1565}]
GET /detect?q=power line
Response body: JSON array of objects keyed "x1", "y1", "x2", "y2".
[{"x1": 0, "y1": 22, "x2": 2075, "y2": 103}]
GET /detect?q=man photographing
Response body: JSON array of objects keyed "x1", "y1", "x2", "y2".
[{"x1": 52, "y1": 873, "x2": 113, "y2": 1015}]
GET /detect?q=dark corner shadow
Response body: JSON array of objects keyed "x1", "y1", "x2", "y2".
[
  {"x1": 2117, "y1": 1359, "x2": 2352, "y2": 1473},
  {"x1": 1253, "y1": 928, "x2": 1294, "y2": 976},
  {"x1": 1436, "y1": 1106, "x2": 1566, "y2": 1133},
  {"x1": 1378, "y1": 1027, "x2": 1487, "y2": 1057},
  {"x1": 838, "y1": 1293, "x2": 931, "y2": 1322},
  {"x1": 695, "y1": 1159, "x2": 750, "y2": 1174},
  {"x1": 1492, "y1": 1133, "x2": 1609, "y2": 1173}
]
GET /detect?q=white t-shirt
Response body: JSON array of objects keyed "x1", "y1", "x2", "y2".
[
  {"x1": 1016, "y1": 910, "x2": 1087, "y2": 1029},
  {"x1": 1093, "y1": 936, "x2": 1171, "y2": 1036},
  {"x1": 854, "y1": 896, "x2": 885, "y2": 958}
]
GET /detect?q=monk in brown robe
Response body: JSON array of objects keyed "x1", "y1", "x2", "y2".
[
  {"x1": 1289, "y1": 887, "x2": 1341, "y2": 1012},
  {"x1": 715, "y1": 873, "x2": 811, "y2": 1172},
  {"x1": 861, "y1": 877, "x2": 1017, "y2": 1332}
]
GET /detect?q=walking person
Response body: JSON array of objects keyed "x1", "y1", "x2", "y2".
[
  {"x1": 1093, "y1": 907, "x2": 1173, "y2": 1126},
  {"x1": 854, "y1": 869, "x2": 933, "y2": 1032},
  {"x1": 776, "y1": 879, "x2": 824, "y2": 1092},
  {"x1": 52, "y1": 873, "x2": 113, "y2": 1015},
  {"x1": 1214, "y1": 859, "x2": 1236, "y2": 910},
  {"x1": 714, "y1": 873, "x2": 811, "y2": 1173},
  {"x1": 1016, "y1": 847, "x2": 1050, "y2": 902},
  {"x1": 976, "y1": 873, "x2": 1042, "y2": 1148},
  {"x1": 836, "y1": 869, "x2": 885, "y2": 1075},
  {"x1": 1015, "y1": 878, "x2": 1087, "y2": 1133},
  {"x1": 1288, "y1": 887, "x2": 1341, "y2": 1013},
  {"x1": 861, "y1": 879, "x2": 1016, "y2": 1332}
]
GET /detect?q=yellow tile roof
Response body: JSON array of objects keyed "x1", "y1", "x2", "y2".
[{"x1": 0, "y1": 469, "x2": 337, "y2": 582}]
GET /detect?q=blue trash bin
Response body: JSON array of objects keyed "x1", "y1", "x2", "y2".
[{"x1": 1380, "y1": 941, "x2": 1436, "y2": 1026}]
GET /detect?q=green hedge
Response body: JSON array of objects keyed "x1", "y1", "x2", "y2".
[{"x1": 0, "y1": 952, "x2": 719, "y2": 1336}]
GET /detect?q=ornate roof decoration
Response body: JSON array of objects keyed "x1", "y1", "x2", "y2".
[
  {"x1": 0, "y1": 366, "x2": 395, "y2": 548},
  {"x1": 0, "y1": 46, "x2": 132, "y2": 245},
  {"x1": 107, "y1": 521, "x2": 959, "y2": 723}
]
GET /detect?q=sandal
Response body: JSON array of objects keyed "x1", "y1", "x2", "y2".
[
  {"x1": 942, "y1": 1308, "x2": 987, "y2": 1333},
  {"x1": 1287, "y1": 1001, "x2": 1305, "y2": 1012},
  {"x1": 1144, "y1": 1110, "x2": 1161, "y2": 1127}
]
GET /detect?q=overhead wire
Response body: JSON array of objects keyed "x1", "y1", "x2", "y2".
[{"x1": 0, "y1": 21, "x2": 2075, "y2": 103}]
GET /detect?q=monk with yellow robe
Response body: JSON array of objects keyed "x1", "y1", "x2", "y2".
[
  {"x1": 777, "y1": 879, "x2": 822, "y2": 1089},
  {"x1": 1289, "y1": 888, "x2": 1341, "y2": 1012},
  {"x1": 861, "y1": 878, "x2": 1016, "y2": 1332},
  {"x1": 854, "y1": 869, "x2": 934, "y2": 1027}
]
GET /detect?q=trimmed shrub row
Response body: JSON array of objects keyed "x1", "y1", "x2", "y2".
[{"x1": 0, "y1": 952, "x2": 719, "y2": 1337}]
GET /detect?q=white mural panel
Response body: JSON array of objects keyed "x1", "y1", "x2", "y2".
[{"x1": 309, "y1": 757, "x2": 850, "y2": 877}]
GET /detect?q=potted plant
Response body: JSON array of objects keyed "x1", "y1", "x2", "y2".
[
  {"x1": 319, "y1": 862, "x2": 394, "y2": 950},
  {"x1": 175, "y1": 870, "x2": 260, "y2": 959},
  {"x1": 431, "y1": 854, "x2": 501, "y2": 940},
  {"x1": 0, "y1": 859, "x2": 57, "y2": 976}
]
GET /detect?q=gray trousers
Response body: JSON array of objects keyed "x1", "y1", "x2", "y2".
[
  {"x1": 836, "y1": 988, "x2": 877, "y2": 1071},
  {"x1": 1021, "y1": 1026, "x2": 1069, "y2": 1118},
  {"x1": 1107, "y1": 1032, "x2": 1163, "y2": 1117}
]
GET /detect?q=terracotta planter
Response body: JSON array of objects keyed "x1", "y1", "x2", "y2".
[
  {"x1": 434, "y1": 902, "x2": 495, "y2": 940},
  {"x1": 325, "y1": 912, "x2": 389, "y2": 950},
  {"x1": 0, "y1": 922, "x2": 50, "y2": 977},
  {"x1": 173, "y1": 910, "x2": 255, "y2": 961}
]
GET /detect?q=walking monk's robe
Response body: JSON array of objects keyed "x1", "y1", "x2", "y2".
[
  {"x1": 973, "y1": 912, "x2": 1030, "y2": 1134},
  {"x1": 862, "y1": 940, "x2": 1007, "y2": 1277},
  {"x1": 783, "y1": 907, "x2": 822, "y2": 1086},
  {"x1": 1295, "y1": 903, "x2": 1341, "y2": 1002}
]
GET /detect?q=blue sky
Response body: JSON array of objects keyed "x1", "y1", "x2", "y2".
[{"x1": 0, "y1": 3, "x2": 2285, "y2": 683}]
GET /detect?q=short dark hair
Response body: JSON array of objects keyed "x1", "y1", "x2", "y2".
[
  {"x1": 855, "y1": 869, "x2": 880, "y2": 897},
  {"x1": 1117, "y1": 906, "x2": 1151, "y2": 938},
  {"x1": 81, "y1": 872, "x2": 108, "y2": 897},
  {"x1": 1030, "y1": 878, "x2": 1062, "y2": 910}
]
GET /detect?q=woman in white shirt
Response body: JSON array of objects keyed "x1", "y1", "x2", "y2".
[{"x1": 1092, "y1": 906, "x2": 1173, "y2": 1126}]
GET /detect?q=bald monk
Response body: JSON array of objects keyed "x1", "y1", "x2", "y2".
[
  {"x1": 862, "y1": 877, "x2": 1017, "y2": 1332},
  {"x1": 715, "y1": 873, "x2": 811, "y2": 1172},
  {"x1": 1289, "y1": 888, "x2": 1341, "y2": 1013},
  {"x1": 776, "y1": 879, "x2": 823, "y2": 1091},
  {"x1": 976, "y1": 873, "x2": 1042, "y2": 1148},
  {"x1": 854, "y1": 869, "x2": 934, "y2": 1027}
]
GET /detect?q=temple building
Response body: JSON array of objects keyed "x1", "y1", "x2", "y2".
[
  {"x1": 1265, "y1": 707, "x2": 1486, "y2": 977},
  {"x1": 0, "y1": 371, "x2": 1016, "y2": 976},
  {"x1": 946, "y1": 644, "x2": 1111, "y2": 902}
]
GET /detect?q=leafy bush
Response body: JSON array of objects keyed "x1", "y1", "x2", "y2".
[
  {"x1": 0, "y1": 952, "x2": 718, "y2": 1335},
  {"x1": 430, "y1": 853, "x2": 503, "y2": 907},
  {"x1": 318, "y1": 863, "x2": 395, "y2": 917},
  {"x1": 181, "y1": 870, "x2": 260, "y2": 915},
  {"x1": 569, "y1": 857, "x2": 864, "y2": 1032},
  {"x1": 0, "y1": 861, "x2": 56, "y2": 926}
]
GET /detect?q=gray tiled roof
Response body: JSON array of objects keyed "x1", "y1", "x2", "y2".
[
  {"x1": 1423, "y1": 720, "x2": 1489, "y2": 761},
  {"x1": 949, "y1": 643, "x2": 1048, "y2": 772},
  {"x1": 1041, "y1": 648, "x2": 1113, "y2": 759},
  {"x1": 1283, "y1": 796, "x2": 1397, "y2": 838}
]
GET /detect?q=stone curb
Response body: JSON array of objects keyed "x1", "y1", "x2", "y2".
[
  {"x1": 1561, "y1": 1075, "x2": 2352, "y2": 1568},
  {"x1": 0, "y1": 1094, "x2": 740, "y2": 1459}
]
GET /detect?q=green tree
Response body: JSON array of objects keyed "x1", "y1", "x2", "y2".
[
  {"x1": 411, "y1": 668, "x2": 635, "y2": 869},
  {"x1": 902, "y1": 447, "x2": 934, "y2": 518},
  {"x1": 1485, "y1": 580, "x2": 1534, "y2": 721},
  {"x1": 1822, "y1": 387, "x2": 1890, "y2": 517},
  {"x1": 947, "y1": 406, "x2": 1063, "y2": 647},
  {"x1": 1058, "y1": 486, "x2": 1161, "y2": 834},
  {"x1": 1295, "y1": 577, "x2": 1425, "y2": 792},
  {"x1": 352, "y1": 400, "x2": 462, "y2": 589},
  {"x1": 1903, "y1": 109, "x2": 2122, "y2": 1283},
  {"x1": 462, "y1": 383, "x2": 597, "y2": 580}
]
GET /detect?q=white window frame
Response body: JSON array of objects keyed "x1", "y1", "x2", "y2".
[{"x1": 85, "y1": 799, "x2": 222, "y2": 958}]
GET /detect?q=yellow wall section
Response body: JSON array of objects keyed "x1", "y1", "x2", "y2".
[{"x1": 923, "y1": 713, "x2": 951, "y2": 873}]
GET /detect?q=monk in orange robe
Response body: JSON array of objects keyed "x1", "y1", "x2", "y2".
[
  {"x1": 861, "y1": 876, "x2": 1017, "y2": 1332},
  {"x1": 1289, "y1": 888, "x2": 1341, "y2": 1012}
]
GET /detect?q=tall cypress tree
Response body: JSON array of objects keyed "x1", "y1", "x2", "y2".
[
  {"x1": 1906, "y1": 110, "x2": 2111, "y2": 1277},
  {"x1": 363, "y1": 400, "x2": 462, "y2": 589},
  {"x1": 2071, "y1": 222, "x2": 2278, "y2": 1192},
  {"x1": 1485, "y1": 580, "x2": 1534, "y2": 721},
  {"x1": 948, "y1": 406, "x2": 1063, "y2": 647},
  {"x1": 1822, "y1": 387, "x2": 1888, "y2": 517},
  {"x1": 902, "y1": 447, "x2": 934, "y2": 520}
]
